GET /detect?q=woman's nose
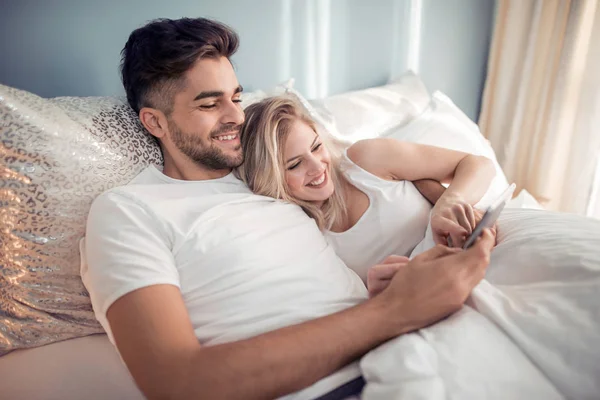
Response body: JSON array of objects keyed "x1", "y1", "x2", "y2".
[{"x1": 306, "y1": 156, "x2": 325, "y2": 176}]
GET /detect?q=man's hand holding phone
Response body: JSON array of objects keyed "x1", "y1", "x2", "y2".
[{"x1": 373, "y1": 229, "x2": 496, "y2": 334}]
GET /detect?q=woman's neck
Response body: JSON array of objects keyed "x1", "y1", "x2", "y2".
[{"x1": 328, "y1": 176, "x2": 359, "y2": 232}]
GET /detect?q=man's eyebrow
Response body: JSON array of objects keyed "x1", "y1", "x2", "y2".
[
  {"x1": 193, "y1": 85, "x2": 243, "y2": 102},
  {"x1": 285, "y1": 135, "x2": 318, "y2": 164},
  {"x1": 193, "y1": 91, "x2": 224, "y2": 101}
]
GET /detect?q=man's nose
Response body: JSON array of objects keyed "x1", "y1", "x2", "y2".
[{"x1": 221, "y1": 99, "x2": 245, "y2": 126}]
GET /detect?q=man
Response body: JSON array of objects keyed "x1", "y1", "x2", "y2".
[{"x1": 82, "y1": 17, "x2": 494, "y2": 400}]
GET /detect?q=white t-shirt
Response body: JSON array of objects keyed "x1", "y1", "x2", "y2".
[{"x1": 81, "y1": 165, "x2": 368, "y2": 400}]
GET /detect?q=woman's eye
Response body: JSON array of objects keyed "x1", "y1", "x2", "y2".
[
  {"x1": 312, "y1": 143, "x2": 322, "y2": 152},
  {"x1": 287, "y1": 161, "x2": 301, "y2": 170}
]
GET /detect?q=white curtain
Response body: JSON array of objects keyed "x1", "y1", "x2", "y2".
[{"x1": 479, "y1": 0, "x2": 600, "y2": 218}]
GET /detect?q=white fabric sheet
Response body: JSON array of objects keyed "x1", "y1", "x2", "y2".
[{"x1": 359, "y1": 208, "x2": 600, "y2": 399}]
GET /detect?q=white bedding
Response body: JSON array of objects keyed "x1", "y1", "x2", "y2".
[{"x1": 359, "y1": 208, "x2": 600, "y2": 400}]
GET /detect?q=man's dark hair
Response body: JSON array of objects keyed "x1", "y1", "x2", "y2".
[{"x1": 120, "y1": 17, "x2": 239, "y2": 114}]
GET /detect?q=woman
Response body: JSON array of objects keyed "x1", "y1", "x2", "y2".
[{"x1": 236, "y1": 95, "x2": 496, "y2": 294}]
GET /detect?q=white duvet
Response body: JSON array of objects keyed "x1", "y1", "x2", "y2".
[{"x1": 359, "y1": 208, "x2": 600, "y2": 400}]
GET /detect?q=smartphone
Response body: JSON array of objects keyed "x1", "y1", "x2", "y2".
[{"x1": 462, "y1": 183, "x2": 516, "y2": 249}]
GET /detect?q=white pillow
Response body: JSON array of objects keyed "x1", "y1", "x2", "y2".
[
  {"x1": 240, "y1": 79, "x2": 296, "y2": 109},
  {"x1": 506, "y1": 189, "x2": 544, "y2": 210},
  {"x1": 240, "y1": 80, "x2": 343, "y2": 143},
  {"x1": 241, "y1": 72, "x2": 431, "y2": 144},
  {"x1": 385, "y1": 91, "x2": 510, "y2": 208},
  {"x1": 308, "y1": 71, "x2": 431, "y2": 142}
]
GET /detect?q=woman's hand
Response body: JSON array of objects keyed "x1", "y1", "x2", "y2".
[
  {"x1": 431, "y1": 197, "x2": 497, "y2": 248},
  {"x1": 367, "y1": 255, "x2": 410, "y2": 297},
  {"x1": 431, "y1": 194, "x2": 475, "y2": 247}
]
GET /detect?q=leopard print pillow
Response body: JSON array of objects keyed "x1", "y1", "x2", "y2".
[{"x1": 0, "y1": 84, "x2": 162, "y2": 354}]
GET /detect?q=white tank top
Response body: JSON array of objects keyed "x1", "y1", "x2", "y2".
[{"x1": 325, "y1": 152, "x2": 432, "y2": 282}]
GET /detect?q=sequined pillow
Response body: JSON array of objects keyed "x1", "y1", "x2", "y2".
[{"x1": 0, "y1": 84, "x2": 162, "y2": 355}]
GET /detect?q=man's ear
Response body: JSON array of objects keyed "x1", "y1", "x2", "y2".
[{"x1": 139, "y1": 107, "x2": 168, "y2": 139}]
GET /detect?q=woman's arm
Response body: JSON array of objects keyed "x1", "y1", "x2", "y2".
[
  {"x1": 347, "y1": 138, "x2": 495, "y2": 204},
  {"x1": 347, "y1": 138, "x2": 496, "y2": 247}
]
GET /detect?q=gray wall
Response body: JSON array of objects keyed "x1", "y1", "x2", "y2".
[
  {"x1": 0, "y1": 0, "x2": 495, "y2": 120},
  {"x1": 420, "y1": 0, "x2": 496, "y2": 119}
]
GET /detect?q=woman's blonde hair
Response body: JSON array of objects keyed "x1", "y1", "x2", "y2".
[{"x1": 236, "y1": 95, "x2": 348, "y2": 230}]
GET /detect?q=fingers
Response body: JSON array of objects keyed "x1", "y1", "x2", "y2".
[
  {"x1": 369, "y1": 256, "x2": 410, "y2": 297},
  {"x1": 368, "y1": 278, "x2": 392, "y2": 297},
  {"x1": 466, "y1": 205, "x2": 476, "y2": 232},
  {"x1": 448, "y1": 220, "x2": 468, "y2": 249},
  {"x1": 449, "y1": 231, "x2": 466, "y2": 249},
  {"x1": 382, "y1": 255, "x2": 410, "y2": 265},
  {"x1": 433, "y1": 231, "x2": 446, "y2": 246},
  {"x1": 367, "y1": 263, "x2": 404, "y2": 297},
  {"x1": 451, "y1": 228, "x2": 494, "y2": 282},
  {"x1": 413, "y1": 244, "x2": 462, "y2": 263},
  {"x1": 432, "y1": 216, "x2": 468, "y2": 247},
  {"x1": 460, "y1": 229, "x2": 493, "y2": 262},
  {"x1": 473, "y1": 208, "x2": 486, "y2": 223},
  {"x1": 369, "y1": 263, "x2": 403, "y2": 280},
  {"x1": 452, "y1": 203, "x2": 472, "y2": 235},
  {"x1": 489, "y1": 223, "x2": 498, "y2": 243},
  {"x1": 473, "y1": 228, "x2": 495, "y2": 252}
]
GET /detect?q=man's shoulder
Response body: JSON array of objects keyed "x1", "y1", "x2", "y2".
[
  {"x1": 127, "y1": 164, "x2": 167, "y2": 185},
  {"x1": 88, "y1": 185, "x2": 154, "y2": 226},
  {"x1": 89, "y1": 165, "x2": 261, "y2": 223},
  {"x1": 88, "y1": 166, "x2": 170, "y2": 219}
]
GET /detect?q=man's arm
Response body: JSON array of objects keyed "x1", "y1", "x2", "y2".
[
  {"x1": 108, "y1": 230, "x2": 495, "y2": 400},
  {"x1": 413, "y1": 179, "x2": 447, "y2": 205},
  {"x1": 108, "y1": 285, "x2": 392, "y2": 399}
]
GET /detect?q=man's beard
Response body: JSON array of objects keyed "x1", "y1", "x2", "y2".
[{"x1": 169, "y1": 122, "x2": 243, "y2": 170}]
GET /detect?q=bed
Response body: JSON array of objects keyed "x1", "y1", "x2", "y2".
[{"x1": 1, "y1": 72, "x2": 599, "y2": 400}]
